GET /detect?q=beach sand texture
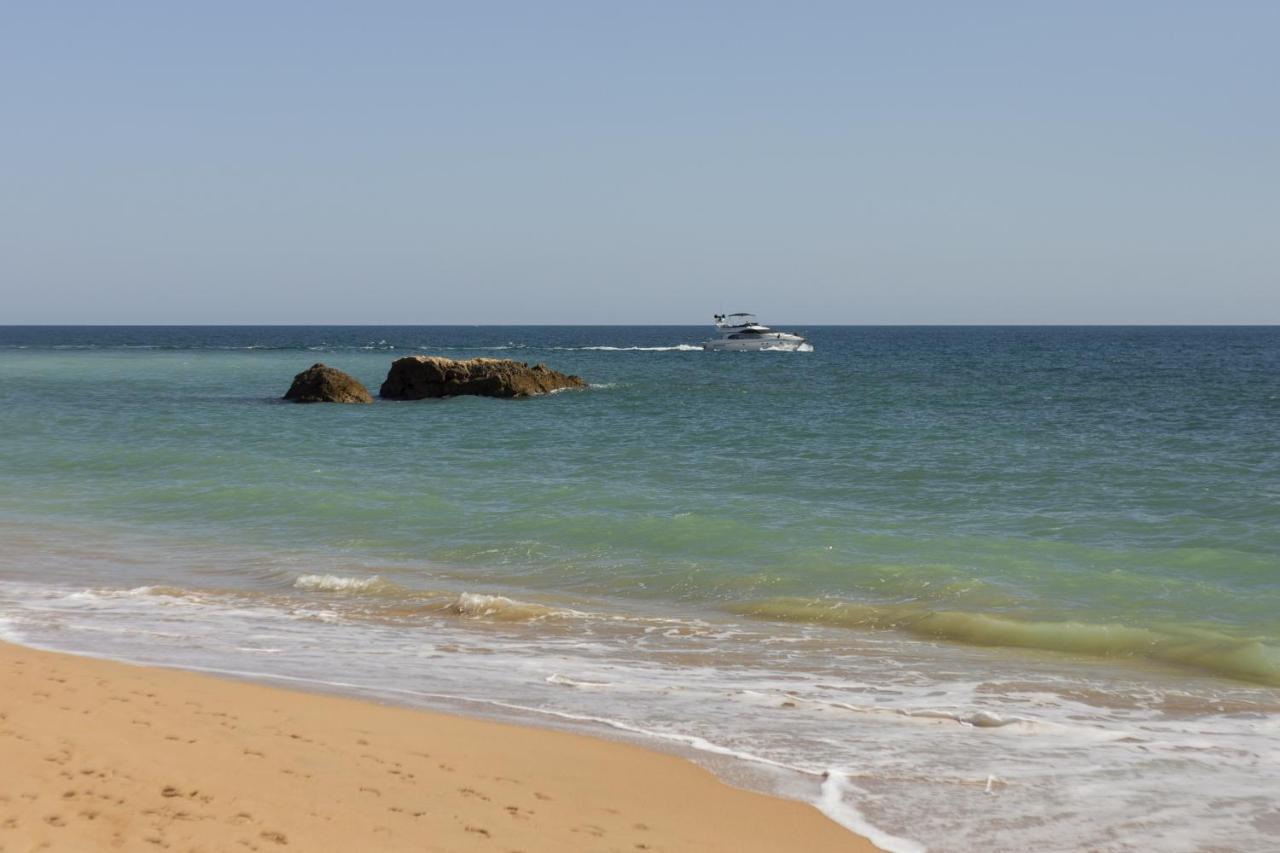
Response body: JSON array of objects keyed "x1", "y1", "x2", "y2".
[{"x1": 0, "y1": 642, "x2": 868, "y2": 852}]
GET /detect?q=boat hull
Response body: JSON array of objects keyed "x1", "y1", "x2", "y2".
[{"x1": 702, "y1": 336, "x2": 811, "y2": 352}]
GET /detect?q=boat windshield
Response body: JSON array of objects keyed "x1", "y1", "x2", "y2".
[{"x1": 715, "y1": 313, "x2": 758, "y2": 328}]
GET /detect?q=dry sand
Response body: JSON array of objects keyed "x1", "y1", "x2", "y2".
[{"x1": 0, "y1": 641, "x2": 871, "y2": 851}]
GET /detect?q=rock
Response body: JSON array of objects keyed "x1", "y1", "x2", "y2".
[
  {"x1": 379, "y1": 356, "x2": 586, "y2": 399},
  {"x1": 283, "y1": 363, "x2": 373, "y2": 404}
]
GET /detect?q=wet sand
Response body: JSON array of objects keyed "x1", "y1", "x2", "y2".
[{"x1": 0, "y1": 641, "x2": 871, "y2": 851}]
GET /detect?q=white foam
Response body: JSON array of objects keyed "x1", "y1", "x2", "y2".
[
  {"x1": 901, "y1": 708, "x2": 1026, "y2": 728},
  {"x1": 819, "y1": 772, "x2": 925, "y2": 853},
  {"x1": 546, "y1": 673, "x2": 614, "y2": 688},
  {"x1": 0, "y1": 615, "x2": 23, "y2": 643},
  {"x1": 556, "y1": 344, "x2": 702, "y2": 352},
  {"x1": 292, "y1": 608, "x2": 346, "y2": 624},
  {"x1": 449, "y1": 592, "x2": 563, "y2": 620},
  {"x1": 56, "y1": 586, "x2": 195, "y2": 605},
  {"x1": 63, "y1": 587, "x2": 143, "y2": 601},
  {"x1": 293, "y1": 574, "x2": 384, "y2": 592},
  {"x1": 453, "y1": 592, "x2": 515, "y2": 615}
]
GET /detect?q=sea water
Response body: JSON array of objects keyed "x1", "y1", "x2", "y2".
[{"x1": 0, "y1": 326, "x2": 1277, "y2": 851}]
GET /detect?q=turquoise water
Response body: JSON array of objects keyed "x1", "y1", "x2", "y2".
[{"x1": 1, "y1": 326, "x2": 1278, "y2": 851}]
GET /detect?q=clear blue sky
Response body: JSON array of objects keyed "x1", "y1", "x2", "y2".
[{"x1": 2, "y1": 2, "x2": 1276, "y2": 324}]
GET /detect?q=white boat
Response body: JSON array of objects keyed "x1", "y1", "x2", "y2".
[{"x1": 701, "y1": 313, "x2": 812, "y2": 352}]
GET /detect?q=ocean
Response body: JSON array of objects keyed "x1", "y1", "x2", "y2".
[{"x1": 1, "y1": 325, "x2": 1276, "y2": 851}]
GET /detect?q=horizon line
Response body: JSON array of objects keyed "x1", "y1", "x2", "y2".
[{"x1": 3, "y1": 322, "x2": 1280, "y2": 329}]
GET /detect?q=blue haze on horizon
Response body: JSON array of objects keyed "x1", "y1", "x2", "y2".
[{"x1": 1, "y1": 2, "x2": 1277, "y2": 325}]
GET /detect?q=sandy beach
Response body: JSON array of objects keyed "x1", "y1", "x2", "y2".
[{"x1": 0, "y1": 641, "x2": 869, "y2": 852}]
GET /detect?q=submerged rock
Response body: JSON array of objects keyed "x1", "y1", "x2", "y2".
[
  {"x1": 379, "y1": 356, "x2": 586, "y2": 399},
  {"x1": 283, "y1": 363, "x2": 373, "y2": 404}
]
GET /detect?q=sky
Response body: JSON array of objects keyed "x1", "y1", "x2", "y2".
[{"x1": 1, "y1": 1, "x2": 1277, "y2": 324}]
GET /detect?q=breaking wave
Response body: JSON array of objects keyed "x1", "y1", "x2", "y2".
[
  {"x1": 289, "y1": 576, "x2": 569, "y2": 623},
  {"x1": 448, "y1": 592, "x2": 562, "y2": 621},
  {"x1": 731, "y1": 598, "x2": 1280, "y2": 686},
  {"x1": 292, "y1": 574, "x2": 403, "y2": 594}
]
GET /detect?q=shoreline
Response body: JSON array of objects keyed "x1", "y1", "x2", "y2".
[{"x1": 0, "y1": 640, "x2": 875, "y2": 851}]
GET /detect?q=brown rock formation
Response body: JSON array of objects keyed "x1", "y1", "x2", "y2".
[
  {"x1": 283, "y1": 364, "x2": 373, "y2": 404},
  {"x1": 379, "y1": 356, "x2": 586, "y2": 399}
]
